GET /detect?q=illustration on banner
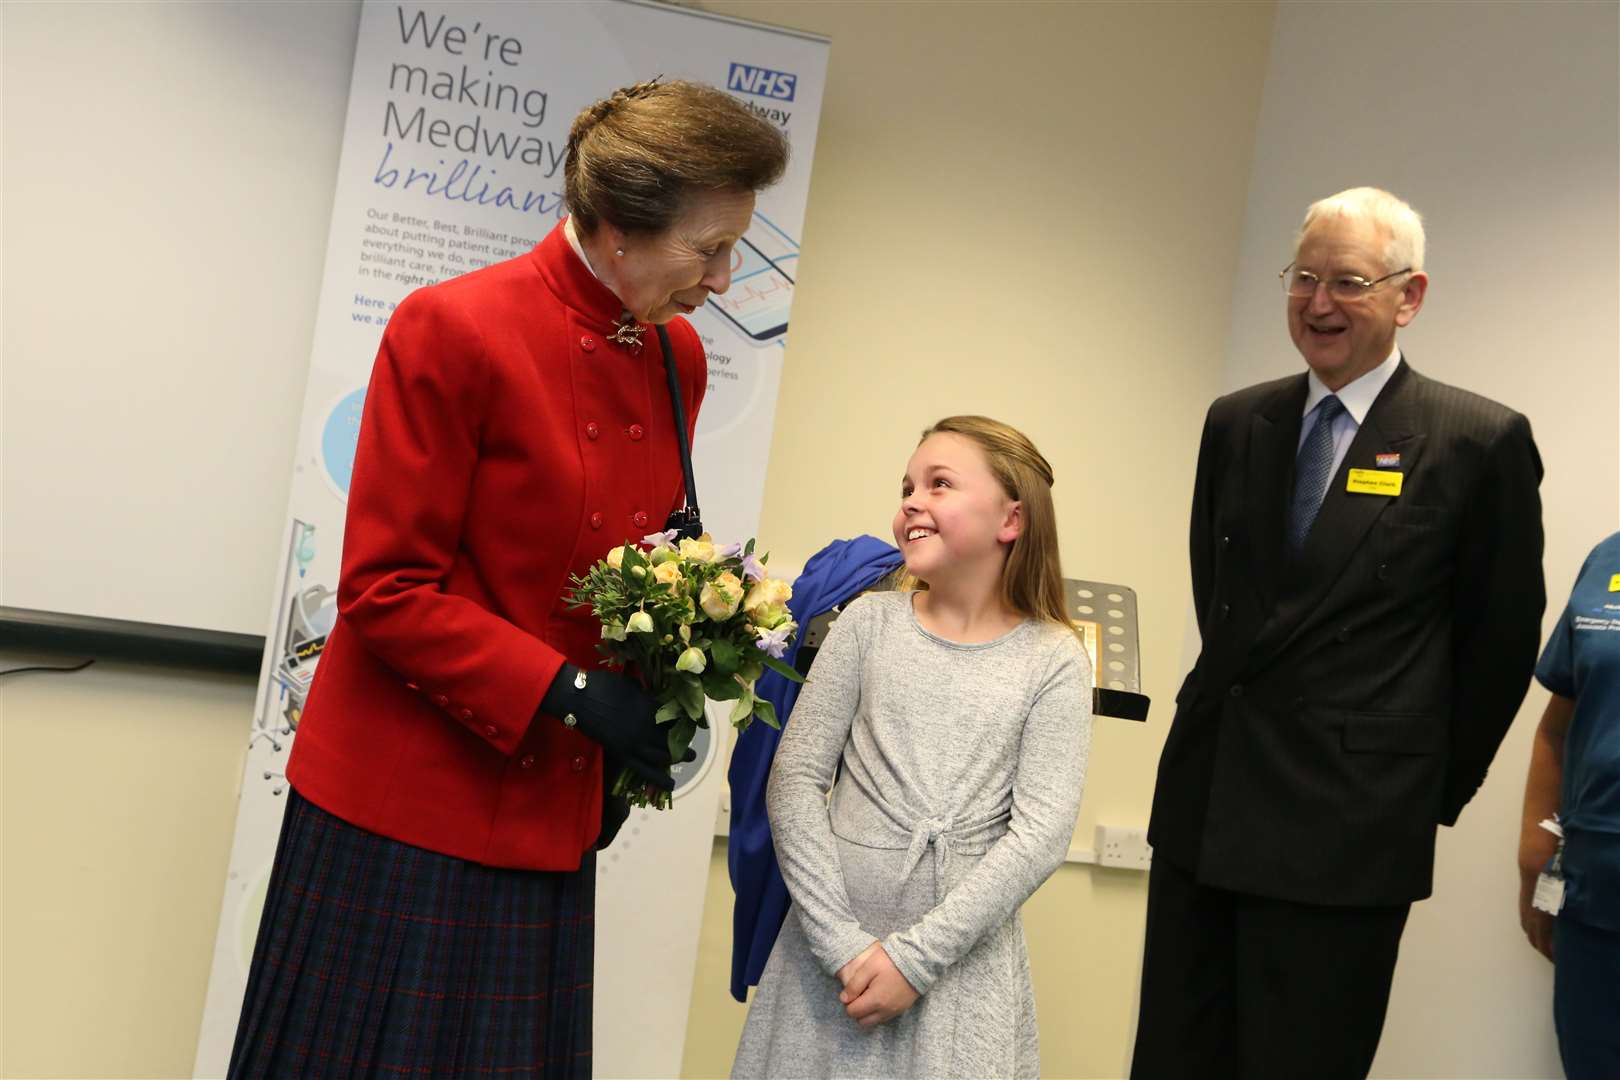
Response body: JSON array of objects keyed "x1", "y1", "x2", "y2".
[
  {"x1": 250, "y1": 519, "x2": 337, "y2": 794},
  {"x1": 707, "y1": 211, "x2": 797, "y2": 344}
]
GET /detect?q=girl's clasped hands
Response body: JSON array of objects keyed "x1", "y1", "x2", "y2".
[{"x1": 836, "y1": 942, "x2": 920, "y2": 1029}]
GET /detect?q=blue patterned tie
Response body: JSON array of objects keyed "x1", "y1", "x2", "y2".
[{"x1": 1288, "y1": 395, "x2": 1346, "y2": 552}]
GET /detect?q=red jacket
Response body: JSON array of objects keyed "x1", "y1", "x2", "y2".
[{"x1": 286, "y1": 223, "x2": 706, "y2": 869}]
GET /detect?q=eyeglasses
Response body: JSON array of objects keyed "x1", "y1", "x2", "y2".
[{"x1": 1280, "y1": 263, "x2": 1413, "y2": 302}]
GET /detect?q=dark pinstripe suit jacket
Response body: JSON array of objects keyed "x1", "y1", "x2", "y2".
[{"x1": 1148, "y1": 358, "x2": 1545, "y2": 906}]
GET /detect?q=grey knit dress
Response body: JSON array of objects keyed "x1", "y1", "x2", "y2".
[{"x1": 732, "y1": 591, "x2": 1092, "y2": 1079}]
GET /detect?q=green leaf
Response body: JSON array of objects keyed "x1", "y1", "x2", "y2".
[
  {"x1": 667, "y1": 722, "x2": 695, "y2": 764},
  {"x1": 753, "y1": 698, "x2": 780, "y2": 730},
  {"x1": 729, "y1": 687, "x2": 755, "y2": 726},
  {"x1": 655, "y1": 699, "x2": 682, "y2": 724},
  {"x1": 710, "y1": 637, "x2": 740, "y2": 675},
  {"x1": 674, "y1": 674, "x2": 705, "y2": 721},
  {"x1": 744, "y1": 537, "x2": 756, "y2": 556},
  {"x1": 759, "y1": 654, "x2": 806, "y2": 684},
  {"x1": 702, "y1": 670, "x2": 743, "y2": 700}
]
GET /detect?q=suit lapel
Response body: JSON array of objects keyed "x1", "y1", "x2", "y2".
[
  {"x1": 1253, "y1": 361, "x2": 1426, "y2": 665},
  {"x1": 1245, "y1": 377, "x2": 1307, "y2": 610}
]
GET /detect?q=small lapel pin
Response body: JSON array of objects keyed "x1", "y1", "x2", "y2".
[{"x1": 1375, "y1": 452, "x2": 1401, "y2": 469}]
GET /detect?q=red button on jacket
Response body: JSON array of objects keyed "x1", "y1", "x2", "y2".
[{"x1": 286, "y1": 222, "x2": 706, "y2": 871}]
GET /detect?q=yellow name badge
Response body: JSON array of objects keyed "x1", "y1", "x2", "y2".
[
  {"x1": 1609, "y1": 574, "x2": 1620, "y2": 593},
  {"x1": 1347, "y1": 468, "x2": 1403, "y2": 497}
]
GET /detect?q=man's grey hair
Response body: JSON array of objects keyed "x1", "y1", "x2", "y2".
[{"x1": 1296, "y1": 187, "x2": 1426, "y2": 273}]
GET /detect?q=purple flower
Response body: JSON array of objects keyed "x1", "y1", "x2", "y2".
[
  {"x1": 739, "y1": 551, "x2": 767, "y2": 583},
  {"x1": 754, "y1": 624, "x2": 792, "y2": 659},
  {"x1": 717, "y1": 541, "x2": 744, "y2": 559},
  {"x1": 642, "y1": 529, "x2": 680, "y2": 550}
]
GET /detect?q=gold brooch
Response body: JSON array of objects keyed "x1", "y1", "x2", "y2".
[{"x1": 608, "y1": 312, "x2": 645, "y2": 354}]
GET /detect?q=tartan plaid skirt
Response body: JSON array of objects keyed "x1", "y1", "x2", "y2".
[{"x1": 228, "y1": 789, "x2": 594, "y2": 1079}]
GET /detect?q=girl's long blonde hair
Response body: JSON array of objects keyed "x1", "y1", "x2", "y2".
[{"x1": 900, "y1": 415, "x2": 1075, "y2": 636}]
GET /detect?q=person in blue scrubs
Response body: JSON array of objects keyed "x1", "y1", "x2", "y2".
[{"x1": 1518, "y1": 530, "x2": 1620, "y2": 1079}]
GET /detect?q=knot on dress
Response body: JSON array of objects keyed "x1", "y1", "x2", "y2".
[{"x1": 901, "y1": 817, "x2": 952, "y2": 901}]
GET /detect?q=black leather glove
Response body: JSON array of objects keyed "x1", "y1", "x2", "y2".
[
  {"x1": 539, "y1": 663, "x2": 686, "y2": 791},
  {"x1": 596, "y1": 767, "x2": 633, "y2": 851}
]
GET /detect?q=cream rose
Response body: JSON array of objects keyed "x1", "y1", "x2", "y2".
[
  {"x1": 744, "y1": 577, "x2": 794, "y2": 628},
  {"x1": 699, "y1": 571, "x2": 744, "y2": 621},
  {"x1": 679, "y1": 533, "x2": 718, "y2": 563},
  {"x1": 745, "y1": 576, "x2": 792, "y2": 611},
  {"x1": 652, "y1": 561, "x2": 684, "y2": 588},
  {"x1": 605, "y1": 545, "x2": 627, "y2": 570}
]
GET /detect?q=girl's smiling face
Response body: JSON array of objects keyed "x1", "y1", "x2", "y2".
[{"x1": 892, "y1": 433, "x2": 1021, "y2": 588}]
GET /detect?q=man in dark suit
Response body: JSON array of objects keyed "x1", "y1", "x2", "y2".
[{"x1": 1131, "y1": 188, "x2": 1545, "y2": 1079}]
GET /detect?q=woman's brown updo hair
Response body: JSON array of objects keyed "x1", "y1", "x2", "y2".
[{"x1": 564, "y1": 79, "x2": 790, "y2": 237}]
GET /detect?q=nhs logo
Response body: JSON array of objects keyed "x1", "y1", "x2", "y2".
[{"x1": 727, "y1": 63, "x2": 797, "y2": 102}]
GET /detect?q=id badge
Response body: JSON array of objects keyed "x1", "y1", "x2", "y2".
[
  {"x1": 1347, "y1": 468, "x2": 1403, "y2": 496},
  {"x1": 1532, "y1": 870, "x2": 1566, "y2": 915}
]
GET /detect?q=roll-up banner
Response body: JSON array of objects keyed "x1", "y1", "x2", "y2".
[{"x1": 195, "y1": 3, "x2": 827, "y2": 1075}]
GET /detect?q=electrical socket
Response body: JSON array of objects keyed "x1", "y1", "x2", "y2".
[{"x1": 1095, "y1": 824, "x2": 1153, "y2": 870}]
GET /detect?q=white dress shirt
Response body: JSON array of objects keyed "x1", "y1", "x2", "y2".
[{"x1": 1298, "y1": 345, "x2": 1402, "y2": 484}]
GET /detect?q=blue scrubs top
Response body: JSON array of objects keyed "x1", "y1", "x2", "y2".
[{"x1": 1535, "y1": 531, "x2": 1620, "y2": 931}]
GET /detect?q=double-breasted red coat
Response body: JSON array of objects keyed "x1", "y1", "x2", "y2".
[{"x1": 286, "y1": 222, "x2": 706, "y2": 870}]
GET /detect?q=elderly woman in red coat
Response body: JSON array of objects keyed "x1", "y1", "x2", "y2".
[{"x1": 229, "y1": 80, "x2": 787, "y2": 1079}]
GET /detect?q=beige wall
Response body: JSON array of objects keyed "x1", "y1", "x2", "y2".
[
  {"x1": 1, "y1": 660, "x2": 254, "y2": 1077},
  {"x1": 1, "y1": 2, "x2": 1275, "y2": 1078},
  {"x1": 682, "y1": 2, "x2": 1276, "y2": 1077}
]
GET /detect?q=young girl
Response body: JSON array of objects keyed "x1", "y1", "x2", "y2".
[{"x1": 732, "y1": 416, "x2": 1093, "y2": 1079}]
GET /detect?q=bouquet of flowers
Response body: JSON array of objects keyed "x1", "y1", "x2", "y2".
[{"x1": 566, "y1": 530, "x2": 804, "y2": 809}]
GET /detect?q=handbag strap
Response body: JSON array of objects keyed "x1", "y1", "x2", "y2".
[{"x1": 656, "y1": 323, "x2": 700, "y2": 522}]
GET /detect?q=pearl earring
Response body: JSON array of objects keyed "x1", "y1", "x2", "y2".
[{"x1": 615, "y1": 248, "x2": 625, "y2": 257}]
